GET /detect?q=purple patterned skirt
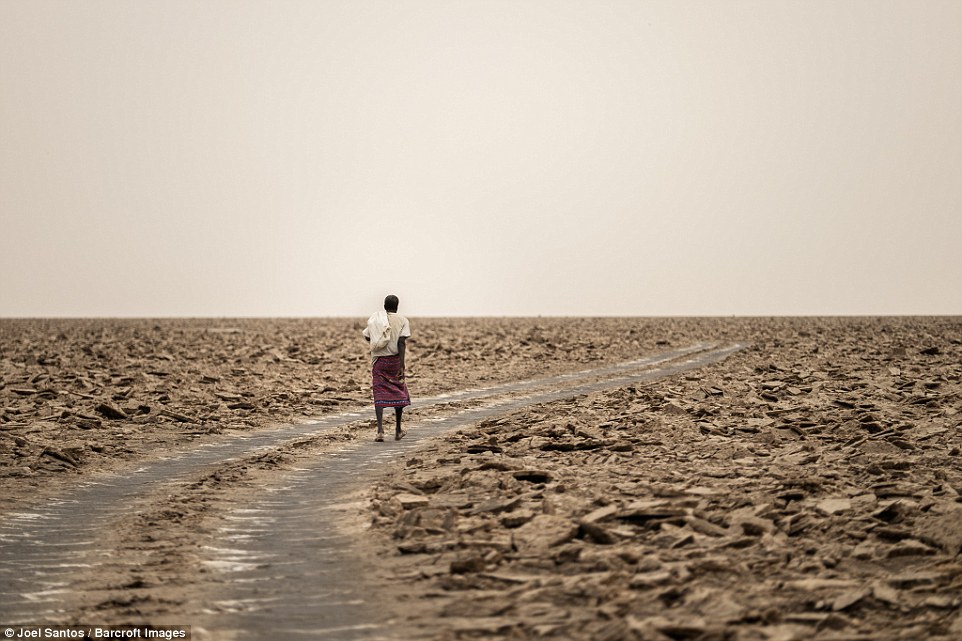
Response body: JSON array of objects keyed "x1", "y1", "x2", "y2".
[{"x1": 372, "y1": 355, "x2": 411, "y2": 408}]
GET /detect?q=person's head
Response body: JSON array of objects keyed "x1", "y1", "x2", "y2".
[{"x1": 384, "y1": 294, "x2": 399, "y2": 313}]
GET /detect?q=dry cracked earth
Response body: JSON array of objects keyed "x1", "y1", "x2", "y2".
[{"x1": 1, "y1": 317, "x2": 961, "y2": 640}]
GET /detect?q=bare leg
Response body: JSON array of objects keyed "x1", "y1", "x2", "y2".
[
  {"x1": 394, "y1": 407, "x2": 406, "y2": 440},
  {"x1": 375, "y1": 406, "x2": 384, "y2": 438}
]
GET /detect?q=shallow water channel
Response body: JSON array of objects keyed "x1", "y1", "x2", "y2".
[{"x1": 0, "y1": 342, "x2": 743, "y2": 637}]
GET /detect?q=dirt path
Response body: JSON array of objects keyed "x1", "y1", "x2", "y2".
[{"x1": 0, "y1": 343, "x2": 740, "y2": 639}]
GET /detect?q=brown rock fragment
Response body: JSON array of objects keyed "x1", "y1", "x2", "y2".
[
  {"x1": 95, "y1": 402, "x2": 127, "y2": 420},
  {"x1": 731, "y1": 515, "x2": 775, "y2": 537},
  {"x1": 685, "y1": 515, "x2": 729, "y2": 537},
  {"x1": 469, "y1": 496, "x2": 521, "y2": 516},
  {"x1": 785, "y1": 578, "x2": 861, "y2": 591},
  {"x1": 450, "y1": 555, "x2": 486, "y2": 574},
  {"x1": 832, "y1": 587, "x2": 870, "y2": 611},
  {"x1": 41, "y1": 446, "x2": 81, "y2": 467},
  {"x1": 581, "y1": 504, "x2": 619, "y2": 524},
  {"x1": 393, "y1": 493, "x2": 430, "y2": 510},
  {"x1": 159, "y1": 409, "x2": 194, "y2": 423},
  {"x1": 617, "y1": 499, "x2": 685, "y2": 525},
  {"x1": 578, "y1": 521, "x2": 617, "y2": 545},
  {"x1": 512, "y1": 514, "x2": 578, "y2": 552},
  {"x1": 815, "y1": 497, "x2": 852, "y2": 516},
  {"x1": 884, "y1": 539, "x2": 936, "y2": 558},
  {"x1": 628, "y1": 570, "x2": 673, "y2": 590},
  {"x1": 914, "y1": 507, "x2": 962, "y2": 555},
  {"x1": 871, "y1": 582, "x2": 900, "y2": 605}
]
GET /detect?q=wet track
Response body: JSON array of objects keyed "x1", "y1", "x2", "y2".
[{"x1": 0, "y1": 342, "x2": 743, "y2": 638}]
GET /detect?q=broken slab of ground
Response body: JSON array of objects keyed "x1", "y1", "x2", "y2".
[{"x1": 366, "y1": 322, "x2": 962, "y2": 641}]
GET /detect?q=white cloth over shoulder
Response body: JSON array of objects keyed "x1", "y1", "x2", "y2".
[
  {"x1": 363, "y1": 311, "x2": 411, "y2": 361},
  {"x1": 363, "y1": 310, "x2": 392, "y2": 350}
]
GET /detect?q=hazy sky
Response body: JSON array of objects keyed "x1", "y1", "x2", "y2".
[{"x1": 2, "y1": 1, "x2": 960, "y2": 317}]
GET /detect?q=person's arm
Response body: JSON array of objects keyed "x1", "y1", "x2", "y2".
[{"x1": 398, "y1": 335, "x2": 406, "y2": 377}]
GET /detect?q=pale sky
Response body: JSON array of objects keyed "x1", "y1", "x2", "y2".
[{"x1": 2, "y1": 1, "x2": 960, "y2": 317}]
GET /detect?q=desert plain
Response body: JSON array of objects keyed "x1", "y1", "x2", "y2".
[{"x1": 1, "y1": 316, "x2": 961, "y2": 640}]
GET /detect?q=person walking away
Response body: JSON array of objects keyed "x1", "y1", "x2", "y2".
[{"x1": 362, "y1": 294, "x2": 411, "y2": 441}]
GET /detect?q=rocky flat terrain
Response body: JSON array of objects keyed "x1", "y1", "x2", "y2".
[
  {"x1": 1, "y1": 316, "x2": 960, "y2": 640},
  {"x1": 365, "y1": 317, "x2": 962, "y2": 640},
  {"x1": 0, "y1": 317, "x2": 698, "y2": 507}
]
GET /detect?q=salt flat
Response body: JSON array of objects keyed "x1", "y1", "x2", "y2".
[{"x1": 1, "y1": 317, "x2": 960, "y2": 639}]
